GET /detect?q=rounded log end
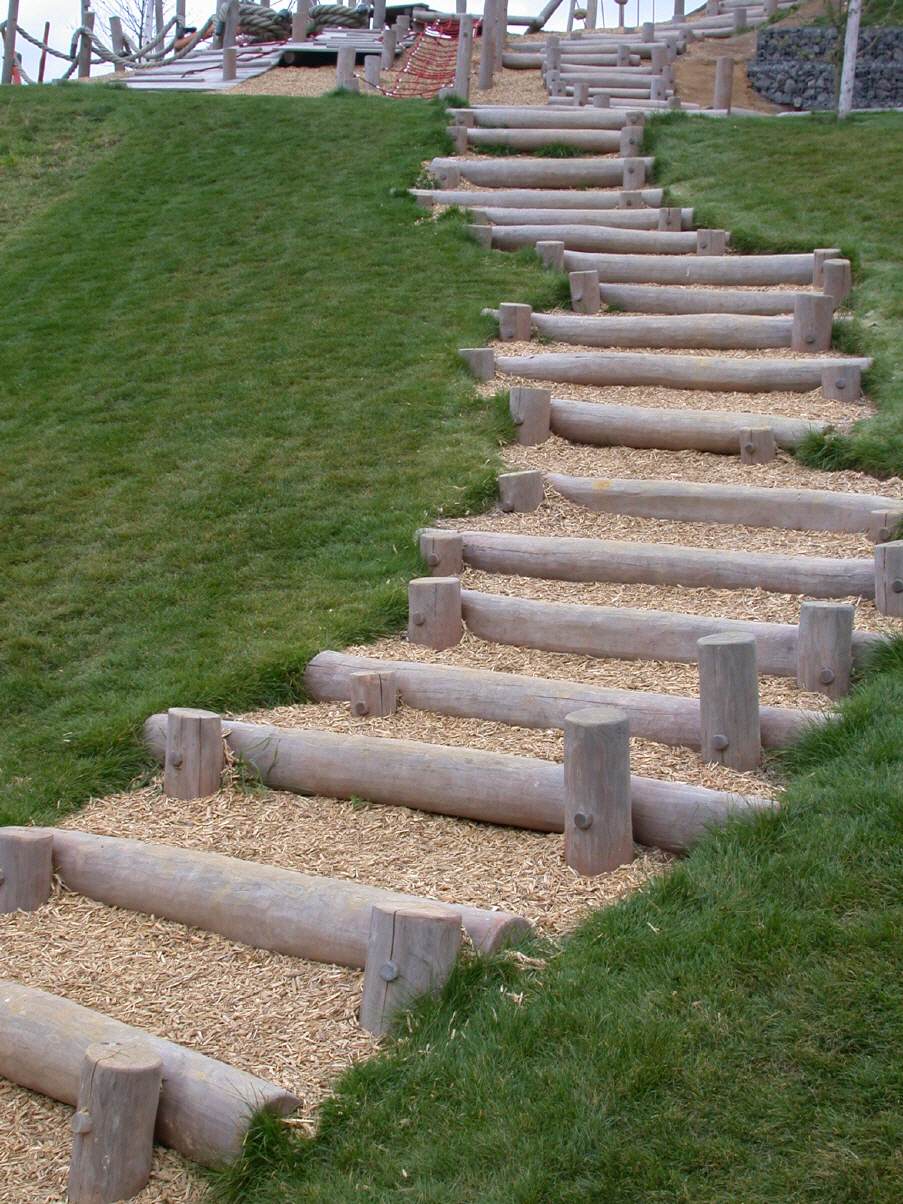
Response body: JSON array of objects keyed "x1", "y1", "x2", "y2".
[{"x1": 473, "y1": 912, "x2": 534, "y2": 955}]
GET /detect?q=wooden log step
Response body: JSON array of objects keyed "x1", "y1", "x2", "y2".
[
  {"x1": 460, "y1": 588, "x2": 882, "y2": 678},
  {"x1": 304, "y1": 651, "x2": 818, "y2": 750},
  {"x1": 474, "y1": 207, "x2": 694, "y2": 229},
  {"x1": 547, "y1": 474, "x2": 903, "y2": 535},
  {"x1": 463, "y1": 128, "x2": 624, "y2": 151},
  {"x1": 49, "y1": 830, "x2": 529, "y2": 964},
  {"x1": 428, "y1": 156, "x2": 654, "y2": 188},
  {"x1": 494, "y1": 308, "x2": 792, "y2": 350},
  {"x1": 143, "y1": 713, "x2": 769, "y2": 854},
  {"x1": 502, "y1": 51, "x2": 642, "y2": 67},
  {"x1": 0, "y1": 980, "x2": 298, "y2": 1168},
  {"x1": 564, "y1": 248, "x2": 816, "y2": 285},
  {"x1": 437, "y1": 528, "x2": 873, "y2": 599},
  {"x1": 596, "y1": 282, "x2": 808, "y2": 315},
  {"x1": 483, "y1": 226, "x2": 702, "y2": 254},
  {"x1": 547, "y1": 397, "x2": 824, "y2": 453},
  {"x1": 557, "y1": 69, "x2": 657, "y2": 84},
  {"x1": 493, "y1": 350, "x2": 871, "y2": 394},
  {"x1": 564, "y1": 86, "x2": 662, "y2": 100},
  {"x1": 448, "y1": 106, "x2": 638, "y2": 127},
  {"x1": 411, "y1": 187, "x2": 665, "y2": 209}
]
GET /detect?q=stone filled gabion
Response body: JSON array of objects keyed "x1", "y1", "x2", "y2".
[{"x1": 748, "y1": 26, "x2": 903, "y2": 110}]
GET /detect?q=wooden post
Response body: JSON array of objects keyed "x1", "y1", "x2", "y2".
[
  {"x1": 619, "y1": 125, "x2": 642, "y2": 155},
  {"x1": 739, "y1": 426, "x2": 777, "y2": 465},
  {"x1": 570, "y1": 269, "x2": 601, "y2": 315},
  {"x1": 408, "y1": 578, "x2": 463, "y2": 650},
  {"x1": 697, "y1": 633, "x2": 761, "y2": 771},
  {"x1": 821, "y1": 364, "x2": 861, "y2": 402},
  {"x1": 222, "y1": 0, "x2": 239, "y2": 52},
  {"x1": 349, "y1": 671, "x2": 397, "y2": 718},
  {"x1": 364, "y1": 54, "x2": 381, "y2": 89},
  {"x1": 499, "y1": 470, "x2": 544, "y2": 513},
  {"x1": 454, "y1": 14, "x2": 473, "y2": 100},
  {"x1": 381, "y1": 25, "x2": 396, "y2": 67},
  {"x1": 222, "y1": 46, "x2": 237, "y2": 82},
  {"x1": 336, "y1": 45, "x2": 357, "y2": 90},
  {"x1": 616, "y1": 44, "x2": 629, "y2": 66},
  {"x1": 494, "y1": 0, "x2": 508, "y2": 70},
  {"x1": 510, "y1": 386, "x2": 552, "y2": 445},
  {"x1": 563, "y1": 707, "x2": 633, "y2": 876},
  {"x1": 650, "y1": 76, "x2": 666, "y2": 100},
  {"x1": 792, "y1": 293, "x2": 833, "y2": 352},
  {"x1": 536, "y1": 240, "x2": 565, "y2": 271},
  {"x1": 459, "y1": 347, "x2": 495, "y2": 380},
  {"x1": 292, "y1": 0, "x2": 311, "y2": 39},
  {"x1": 651, "y1": 44, "x2": 667, "y2": 73},
  {"x1": 797, "y1": 602, "x2": 854, "y2": 698},
  {"x1": 2, "y1": 0, "x2": 20, "y2": 86},
  {"x1": 620, "y1": 190, "x2": 643, "y2": 208},
  {"x1": 360, "y1": 906, "x2": 462, "y2": 1036},
  {"x1": 176, "y1": 0, "x2": 186, "y2": 24},
  {"x1": 109, "y1": 15, "x2": 126, "y2": 75},
  {"x1": 545, "y1": 33, "x2": 561, "y2": 78},
  {"x1": 585, "y1": 0, "x2": 598, "y2": 29},
  {"x1": 874, "y1": 541, "x2": 903, "y2": 618},
  {"x1": 867, "y1": 510, "x2": 900, "y2": 545},
  {"x1": 372, "y1": 0, "x2": 386, "y2": 28},
  {"x1": 658, "y1": 207, "x2": 682, "y2": 232},
  {"x1": 822, "y1": 258, "x2": 852, "y2": 304},
  {"x1": 711, "y1": 55, "x2": 734, "y2": 112},
  {"x1": 593, "y1": 92, "x2": 610, "y2": 108},
  {"x1": 764, "y1": 0, "x2": 777, "y2": 13},
  {"x1": 641, "y1": 21, "x2": 654, "y2": 40},
  {"x1": 0, "y1": 828, "x2": 52, "y2": 914},
  {"x1": 77, "y1": 9, "x2": 94, "y2": 80},
  {"x1": 673, "y1": 0, "x2": 685, "y2": 16},
  {"x1": 67, "y1": 1044, "x2": 162, "y2": 1204},
  {"x1": 622, "y1": 158, "x2": 645, "y2": 190},
  {"x1": 838, "y1": 0, "x2": 862, "y2": 118},
  {"x1": 420, "y1": 529, "x2": 464, "y2": 575},
  {"x1": 813, "y1": 247, "x2": 842, "y2": 286},
  {"x1": 697, "y1": 229, "x2": 728, "y2": 256},
  {"x1": 499, "y1": 303, "x2": 533, "y2": 341},
  {"x1": 732, "y1": 6, "x2": 747, "y2": 32},
  {"x1": 479, "y1": 0, "x2": 496, "y2": 90},
  {"x1": 164, "y1": 708, "x2": 224, "y2": 800},
  {"x1": 573, "y1": 81, "x2": 589, "y2": 105}
]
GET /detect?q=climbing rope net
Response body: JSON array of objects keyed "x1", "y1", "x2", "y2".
[{"x1": 362, "y1": 18, "x2": 466, "y2": 100}]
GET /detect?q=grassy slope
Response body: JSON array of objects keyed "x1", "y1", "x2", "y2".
[
  {"x1": 208, "y1": 116, "x2": 903, "y2": 1202},
  {"x1": 0, "y1": 86, "x2": 563, "y2": 826},
  {"x1": 649, "y1": 112, "x2": 903, "y2": 477}
]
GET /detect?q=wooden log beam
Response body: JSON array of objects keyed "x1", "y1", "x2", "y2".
[
  {"x1": 594, "y1": 282, "x2": 804, "y2": 314},
  {"x1": 449, "y1": 105, "x2": 636, "y2": 125},
  {"x1": 410, "y1": 187, "x2": 665, "y2": 209},
  {"x1": 548, "y1": 397, "x2": 822, "y2": 453},
  {"x1": 522, "y1": 309, "x2": 792, "y2": 349},
  {"x1": 143, "y1": 713, "x2": 771, "y2": 853},
  {"x1": 459, "y1": 588, "x2": 882, "y2": 678},
  {"x1": 428, "y1": 156, "x2": 654, "y2": 187},
  {"x1": 484, "y1": 225, "x2": 700, "y2": 254},
  {"x1": 0, "y1": 980, "x2": 298, "y2": 1168},
  {"x1": 472, "y1": 206, "x2": 693, "y2": 229},
  {"x1": 562, "y1": 248, "x2": 816, "y2": 285},
  {"x1": 0, "y1": 828, "x2": 53, "y2": 914},
  {"x1": 304, "y1": 650, "x2": 819, "y2": 749},
  {"x1": 465, "y1": 127, "x2": 623, "y2": 151},
  {"x1": 547, "y1": 473, "x2": 903, "y2": 535},
  {"x1": 438, "y1": 527, "x2": 873, "y2": 598},
  {"x1": 496, "y1": 350, "x2": 871, "y2": 394},
  {"x1": 50, "y1": 829, "x2": 526, "y2": 962}
]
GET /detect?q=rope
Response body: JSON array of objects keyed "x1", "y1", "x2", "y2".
[{"x1": 366, "y1": 22, "x2": 458, "y2": 99}]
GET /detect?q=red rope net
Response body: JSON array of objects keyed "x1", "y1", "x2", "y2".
[{"x1": 381, "y1": 21, "x2": 462, "y2": 99}]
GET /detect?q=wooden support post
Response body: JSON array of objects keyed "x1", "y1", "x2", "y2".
[
  {"x1": 563, "y1": 707, "x2": 633, "y2": 876},
  {"x1": 77, "y1": 9, "x2": 94, "y2": 79},
  {"x1": 697, "y1": 228, "x2": 728, "y2": 256},
  {"x1": 459, "y1": 347, "x2": 495, "y2": 380},
  {"x1": 625, "y1": 111, "x2": 645, "y2": 127},
  {"x1": 764, "y1": 0, "x2": 777, "y2": 14},
  {"x1": 336, "y1": 45, "x2": 357, "y2": 90},
  {"x1": 697, "y1": 633, "x2": 761, "y2": 771},
  {"x1": 510, "y1": 386, "x2": 552, "y2": 445},
  {"x1": 222, "y1": 0, "x2": 239, "y2": 54},
  {"x1": 739, "y1": 426, "x2": 777, "y2": 465},
  {"x1": 420, "y1": 529, "x2": 464, "y2": 575},
  {"x1": 499, "y1": 470, "x2": 544, "y2": 513},
  {"x1": 381, "y1": 25, "x2": 396, "y2": 67},
  {"x1": 536, "y1": 240, "x2": 565, "y2": 271},
  {"x1": 494, "y1": 0, "x2": 508, "y2": 71},
  {"x1": 479, "y1": 0, "x2": 497, "y2": 90},
  {"x1": 1, "y1": 0, "x2": 20, "y2": 87},
  {"x1": 454, "y1": 14, "x2": 473, "y2": 100},
  {"x1": 813, "y1": 247, "x2": 842, "y2": 287},
  {"x1": 570, "y1": 269, "x2": 601, "y2": 314},
  {"x1": 838, "y1": 0, "x2": 862, "y2": 118},
  {"x1": 364, "y1": 53, "x2": 381, "y2": 88},
  {"x1": 650, "y1": 76, "x2": 666, "y2": 100},
  {"x1": 585, "y1": 0, "x2": 598, "y2": 29},
  {"x1": 396, "y1": 14, "x2": 410, "y2": 38},
  {"x1": 349, "y1": 671, "x2": 397, "y2": 718},
  {"x1": 641, "y1": 20, "x2": 654, "y2": 40},
  {"x1": 593, "y1": 92, "x2": 610, "y2": 107},
  {"x1": 292, "y1": 0, "x2": 311, "y2": 38},
  {"x1": 360, "y1": 906, "x2": 462, "y2": 1036},
  {"x1": 622, "y1": 158, "x2": 645, "y2": 190},
  {"x1": 450, "y1": 124, "x2": 469, "y2": 153},
  {"x1": 658, "y1": 207, "x2": 682, "y2": 232},
  {"x1": 499, "y1": 303, "x2": 533, "y2": 341},
  {"x1": 867, "y1": 510, "x2": 900, "y2": 545},
  {"x1": 651, "y1": 45, "x2": 667, "y2": 74},
  {"x1": 154, "y1": 0, "x2": 164, "y2": 38},
  {"x1": 176, "y1": 0, "x2": 186, "y2": 22},
  {"x1": 822, "y1": 258, "x2": 852, "y2": 304},
  {"x1": 706, "y1": 0, "x2": 721, "y2": 13},
  {"x1": 619, "y1": 190, "x2": 643, "y2": 208},
  {"x1": 546, "y1": 33, "x2": 561, "y2": 75},
  {"x1": 733, "y1": 7, "x2": 747, "y2": 33},
  {"x1": 796, "y1": 602, "x2": 854, "y2": 698},
  {"x1": 874, "y1": 541, "x2": 903, "y2": 618},
  {"x1": 109, "y1": 15, "x2": 126, "y2": 75},
  {"x1": 616, "y1": 44, "x2": 629, "y2": 66},
  {"x1": 222, "y1": 46, "x2": 237, "y2": 82},
  {"x1": 673, "y1": 0, "x2": 685, "y2": 17},
  {"x1": 68, "y1": 1044, "x2": 162, "y2": 1204},
  {"x1": 821, "y1": 364, "x2": 861, "y2": 402},
  {"x1": 572, "y1": 81, "x2": 588, "y2": 105},
  {"x1": 792, "y1": 293, "x2": 833, "y2": 351},
  {"x1": 0, "y1": 828, "x2": 52, "y2": 915},
  {"x1": 408, "y1": 578, "x2": 463, "y2": 650},
  {"x1": 619, "y1": 125, "x2": 642, "y2": 155},
  {"x1": 164, "y1": 708, "x2": 224, "y2": 800},
  {"x1": 372, "y1": 0, "x2": 386, "y2": 28}
]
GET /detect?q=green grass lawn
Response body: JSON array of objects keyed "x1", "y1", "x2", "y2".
[
  {"x1": 649, "y1": 111, "x2": 903, "y2": 477},
  {"x1": 0, "y1": 85, "x2": 563, "y2": 827}
]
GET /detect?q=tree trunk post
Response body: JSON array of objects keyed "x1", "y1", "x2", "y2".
[
  {"x1": 109, "y1": 15, "x2": 126, "y2": 74},
  {"x1": 408, "y1": 578, "x2": 463, "y2": 650},
  {"x1": 620, "y1": 125, "x2": 642, "y2": 154},
  {"x1": 510, "y1": 386, "x2": 552, "y2": 444},
  {"x1": 838, "y1": 0, "x2": 862, "y2": 118},
  {"x1": 570, "y1": 269, "x2": 601, "y2": 314},
  {"x1": 697, "y1": 633, "x2": 761, "y2": 770},
  {"x1": 713, "y1": 55, "x2": 733, "y2": 111},
  {"x1": 454, "y1": 14, "x2": 473, "y2": 100},
  {"x1": 349, "y1": 671, "x2": 398, "y2": 718},
  {"x1": 499, "y1": 470, "x2": 544, "y2": 513},
  {"x1": 498, "y1": 302, "x2": 533, "y2": 341},
  {"x1": 563, "y1": 707, "x2": 634, "y2": 876},
  {"x1": 164, "y1": 708, "x2": 224, "y2": 800},
  {"x1": 292, "y1": 0, "x2": 311, "y2": 40},
  {"x1": 739, "y1": 426, "x2": 777, "y2": 465},
  {"x1": 77, "y1": 9, "x2": 94, "y2": 80},
  {"x1": 364, "y1": 53, "x2": 381, "y2": 88},
  {"x1": 792, "y1": 293, "x2": 834, "y2": 352},
  {"x1": 381, "y1": 25, "x2": 396, "y2": 67},
  {"x1": 822, "y1": 258, "x2": 852, "y2": 304},
  {"x1": 67, "y1": 1043, "x2": 162, "y2": 1204},
  {"x1": 372, "y1": 0, "x2": 386, "y2": 29},
  {"x1": 459, "y1": 347, "x2": 496, "y2": 380},
  {"x1": 360, "y1": 907, "x2": 463, "y2": 1036},
  {"x1": 796, "y1": 601, "x2": 854, "y2": 698},
  {"x1": 336, "y1": 45, "x2": 358, "y2": 90},
  {"x1": 2, "y1": 0, "x2": 21, "y2": 86},
  {"x1": 479, "y1": 0, "x2": 497, "y2": 90},
  {"x1": 420, "y1": 529, "x2": 464, "y2": 576},
  {"x1": 874, "y1": 541, "x2": 903, "y2": 618},
  {"x1": 0, "y1": 828, "x2": 53, "y2": 914},
  {"x1": 821, "y1": 364, "x2": 861, "y2": 402},
  {"x1": 673, "y1": 0, "x2": 685, "y2": 17},
  {"x1": 622, "y1": 158, "x2": 645, "y2": 189}
]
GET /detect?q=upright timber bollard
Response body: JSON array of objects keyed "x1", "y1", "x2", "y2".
[
  {"x1": 739, "y1": 427, "x2": 777, "y2": 465},
  {"x1": 364, "y1": 53, "x2": 381, "y2": 88},
  {"x1": 360, "y1": 906, "x2": 463, "y2": 1036},
  {"x1": 651, "y1": 44, "x2": 668, "y2": 74},
  {"x1": 620, "y1": 125, "x2": 642, "y2": 155},
  {"x1": 77, "y1": 9, "x2": 94, "y2": 79},
  {"x1": 697, "y1": 633, "x2": 761, "y2": 771},
  {"x1": 673, "y1": 0, "x2": 685, "y2": 16},
  {"x1": 459, "y1": 347, "x2": 495, "y2": 380},
  {"x1": 641, "y1": 20, "x2": 654, "y2": 40},
  {"x1": 868, "y1": 510, "x2": 900, "y2": 544},
  {"x1": 336, "y1": 45, "x2": 357, "y2": 90},
  {"x1": 822, "y1": 258, "x2": 852, "y2": 304},
  {"x1": 494, "y1": 0, "x2": 508, "y2": 70},
  {"x1": 499, "y1": 303, "x2": 533, "y2": 341},
  {"x1": 0, "y1": 828, "x2": 53, "y2": 914},
  {"x1": 593, "y1": 92, "x2": 610, "y2": 108},
  {"x1": 821, "y1": 364, "x2": 861, "y2": 402},
  {"x1": 1, "y1": 0, "x2": 20, "y2": 87},
  {"x1": 222, "y1": 46, "x2": 237, "y2": 81},
  {"x1": 349, "y1": 671, "x2": 397, "y2": 718},
  {"x1": 164, "y1": 708, "x2": 224, "y2": 800},
  {"x1": 733, "y1": 6, "x2": 747, "y2": 33},
  {"x1": 658, "y1": 207, "x2": 682, "y2": 232},
  {"x1": 454, "y1": 14, "x2": 474, "y2": 100},
  {"x1": 67, "y1": 1044, "x2": 162, "y2": 1204},
  {"x1": 536, "y1": 240, "x2": 565, "y2": 271},
  {"x1": 499, "y1": 470, "x2": 544, "y2": 513},
  {"x1": 372, "y1": 0, "x2": 386, "y2": 28},
  {"x1": 546, "y1": 33, "x2": 561, "y2": 78},
  {"x1": 396, "y1": 14, "x2": 410, "y2": 38},
  {"x1": 479, "y1": 0, "x2": 497, "y2": 90},
  {"x1": 792, "y1": 294, "x2": 833, "y2": 352},
  {"x1": 622, "y1": 158, "x2": 645, "y2": 190},
  {"x1": 564, "y1": 707, "x2": 633, "y2": 876},
  {"x1": 408, "y1": 578, "x2": 463, "y2": 650},
  {"x1": 570, "y1": 269, "x2": 601, "y2": 314},
  {"x1": 875, "y1": 541, "x2": 903, "y2": 617},
  {"x1": 616, "y1": 44, "x2": 629, "y2": 66},
  {"x1": 510, "y1": 386, "x2": 552, "y2": 445},
  {"x1": 813, "y1": 247, "x2": 842, "y2": 287},
  {"x1": 381, "y1": 25, "x2": 396, "y2": 68},
  {"x1": 292, "y1": 0, "x2": 311, "y2": 39},
  {"x1": 109, "y1": 14, "x2": 126, "y2": 75},
  {"x1": 713, "y1": 55, "x2": 733, "y2": 110},
  {"x1": 585, "y1": 0, "x2": 598, "y2": 29},
  {"x1": 697, "y1": 228, "x2": 728, "y2": 256},
  {"x1": 797, "y1": 602, "x2": 854, "y2": 698},
  {"x1": 420, "y1": 529, "x2": 464, "y2": 575}
]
